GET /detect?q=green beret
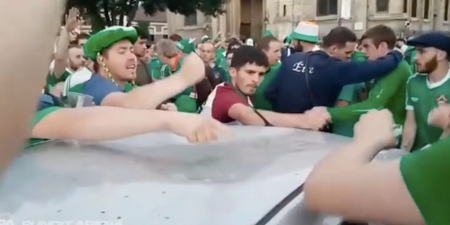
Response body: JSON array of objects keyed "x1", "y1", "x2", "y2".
[
  {"x1": 83, "y1": 26, "x2": 138, "y2": 60},
  {"x1": 177, "y1": 38, "x2": 196, "y2": 54},
  {"x1": 262, "y1": 30, "x2": 273, "y2": 37},
  {"x1": 201, "y1": 35, "x2": 210, "y2": 43}
]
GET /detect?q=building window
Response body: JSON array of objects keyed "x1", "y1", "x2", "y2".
[
  {"x1": 445, "y1": 0, "x2": 449, "y2": 21},
  {"x1": 148, "y1": 34, "x2": 155, "y2": 42},
  {"x1": 411, "y1": 0, "x2": 418, "y2": 18},
  {"x1": 376, "y1": 0, "x2": 389, "y2": 13},
  {"x1": 184, "y1": 12, "x2": 197, "y2": 26},
  {"x1": 423, "y1": 0, "x2": 430, "y2": 19},
  {"x1": 163, "y1": 34, "x2": 168, "y2": 39},
  {"x1": 316, "y1": 0, "x2": 338, "y2": 16},
  {"x1": 282, "y1": 4, "x2": 287, "y2": 17},
  {"x1": 403, "y1": 0, "x2": 408, "y2": 13}
]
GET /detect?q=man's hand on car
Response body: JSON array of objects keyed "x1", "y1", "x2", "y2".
[
  {"x1": 168, "y1": 113, "x2": 230, "y2": 143},
  {"x1": 304, "y1": 107, "x2": 331, "y2": 130}
]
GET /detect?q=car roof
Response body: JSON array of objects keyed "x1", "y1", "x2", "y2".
[{"x1": 0, "y1": 126, "x2": 402, "y2": 224}]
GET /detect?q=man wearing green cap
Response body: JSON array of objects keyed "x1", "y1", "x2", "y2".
[
  {"x1": 66, "y1": 26, "x2": 205, "y2": 110},
  {"x1": 157, "y1": 39, "x2": 198, "y2": 113},
  {"x1": 148, "y1": 43, "x2": 164, "y2": 80},
  {"x1": 289, "y1": 21, "x2": 320, "y2": 53}
]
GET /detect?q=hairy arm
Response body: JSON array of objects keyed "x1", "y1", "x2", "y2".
[
  {"x1": 304, "y1": 141, "x2": 424, "y2": 224},
  {"x1": 31, "y1": 107, "x2": 180, "y2": 141}
]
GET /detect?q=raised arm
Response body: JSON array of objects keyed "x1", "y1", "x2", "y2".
[
  {"x1": 332, "y1": 51, "x2": 403, "y2": 86},
  {"x1": 102, "y1": 53, "x2": 205, "y2": 109}
]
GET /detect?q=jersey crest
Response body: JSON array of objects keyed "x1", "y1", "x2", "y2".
[{"x1": 436, "y1": 95, "x2": 448, "y2": 104}]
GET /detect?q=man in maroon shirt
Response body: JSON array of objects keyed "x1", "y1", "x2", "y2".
[{"x1": 201, "y1": 46, "x2": 329, "y2": 129}]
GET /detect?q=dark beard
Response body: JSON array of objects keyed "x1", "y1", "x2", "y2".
[{"x1": 294, "y1": 41, "x2": 303, "y2": 52}]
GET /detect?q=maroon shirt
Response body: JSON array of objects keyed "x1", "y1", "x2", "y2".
[{"x1": 210, "y1": 83, "x2": 251, "y2": 123}]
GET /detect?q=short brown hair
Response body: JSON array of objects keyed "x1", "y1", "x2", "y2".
[
  {"x1": 169, "y1": 34, "x2": 182, "y2": 42},
  {"x1": 361, "y1": 25, "x2": 396, "y2": 49},
  {"x1": 256, "y1": 35, "x2": 279, "y2": 51},
  {"x1": 155, "y1": 39, "x2": 179, "y2": 58}
]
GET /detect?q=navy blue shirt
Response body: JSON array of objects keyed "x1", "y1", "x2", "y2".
[
  {"x1": 266, "y1": 50, "x2": 403, "y2": 113},
  {"x1": 37, "y1": 94, "x2": 56, "y2": 111},
  {"x1": 82, "y1": 74, "x2": 124, "y2": 105},
  {"x1": 281, "y1": 47, "x2": 296, "y2": 62}
]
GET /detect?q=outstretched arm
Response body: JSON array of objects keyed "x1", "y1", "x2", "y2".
[
  {"x1": 32, "y1": 107, "x2": 228, "y2": 142},
  {"x1": 332, "y1": 51, "x2": 403, "y2": 86}
]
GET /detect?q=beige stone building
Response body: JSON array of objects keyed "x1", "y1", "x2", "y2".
[{"x1": 167, "y1": 0, "x2": 450, "y2": 40}]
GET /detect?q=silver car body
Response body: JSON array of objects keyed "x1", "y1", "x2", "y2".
[{"x1": 0, "y1": 126, "x2": 406, "y2": 225}]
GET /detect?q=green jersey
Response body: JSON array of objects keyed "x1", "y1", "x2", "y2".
[
  {"x1": 218, "y1": 58, "x2": 231, "y2": 82},
  {"x1": 329, "y1": 60, "x2": 412, "y2": 126},
  {"x1": 332, "y1": 83, "x2": 364, "y2": 137},
  {"x1": 253, "y1": 62, "x2": 281, "y2": 110},
  {"x1": 46, "y1": 69, "x2": 72, "y2": 90},
  {"x1": 400, "y1": 135, "x2": 450, "y2": 225},
  {"x1": 405, "y1": 71, "x2": 450, "y2": 151},
  {"x1": 148, "y1": 56, "x2": 163, "y2": 80},
  {"x1": 162, "y1": 55, "x2": 197, "y2": 113},
  {"x1": 28, "y1": 106, "x2": 62, "y2": 147},
  {"x1": 215, "y1": 47, "x2": 226, "y2": 65}
]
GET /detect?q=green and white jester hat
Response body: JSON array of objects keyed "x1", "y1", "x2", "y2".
[{"x1": 290, "y1": 21, "x2": 319, "y2": 43}]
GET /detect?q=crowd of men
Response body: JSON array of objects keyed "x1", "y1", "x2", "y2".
[{"x1": 13, "y1": 4, "x2": 450, "y2": 225}]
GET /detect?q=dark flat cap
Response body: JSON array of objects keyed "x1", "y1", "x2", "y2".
[{"x1": 407, "y1": 32, "x2": 450, "y2": 53}]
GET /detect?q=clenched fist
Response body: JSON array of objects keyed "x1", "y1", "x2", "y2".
[{"x1": 354, "y1": 109, "x2": 395, "y2": 148}]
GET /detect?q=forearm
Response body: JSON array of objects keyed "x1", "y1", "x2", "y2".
[
  {"x1": 124, "y1": 74, "x2": 190, "y2": 109},
  {"x1": 53, "y1": 27, "x2": 70, "y2": 77},
  {"x1": 401, "y1": 124, "x2": 416, "y2": 152},
  {"x1": 240, "y1": 110, "x2": 306, "y2": 128},
  {"x1": 0, "y1": 0, "x2": 65, "y2": 172},
  {"x1": 329, "y1": 99, "x2": 384, "y2": 122},
  {"x1": 37, "y1": 107, "x2": 176, "y2": 141},
  {"x1": 337, "y1": 52, "x2": 402, "y2": 86},
  {"x1": 304, "y1": 141, "x2": 382, "y2": 204}
]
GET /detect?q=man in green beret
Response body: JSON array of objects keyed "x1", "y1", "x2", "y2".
[{"x1": 66, "y1": 26, "x2": 205, "y2": 111}]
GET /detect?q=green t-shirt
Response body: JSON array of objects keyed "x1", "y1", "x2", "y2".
[
  {"x1": 329, "y1": 60, "x2": 412, "y2": 126},
  {"x1": 253, "y1": 62, "x2": 281, "y2": 111},
  {"x1": 46, "y1": 69, "x2": 72, "y2": 90},
  {"x1": 332, "y1": 83, "x2": 363, "y2": 137},
  {"x1": 148, "y1": 56, "x2": 163, "y2": 80},
  {"x1": 405, "y1": 71, "x2": 450, "y2": 151},
  {"x1": 162, "y1": 56, "x2": 198, "y2": 113},
  {"x1": 28, "y1": 106, "x2": 62, "y2": 147},
  {"x1": 218, "y1": 58, "x2": 231, "y2": 83},
  {"x1": 215, "y1": 47, "x2": 226, "y2": 64},
  {"x1": 400, "y1": 135, "x2": 450, "y2": 225}
]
